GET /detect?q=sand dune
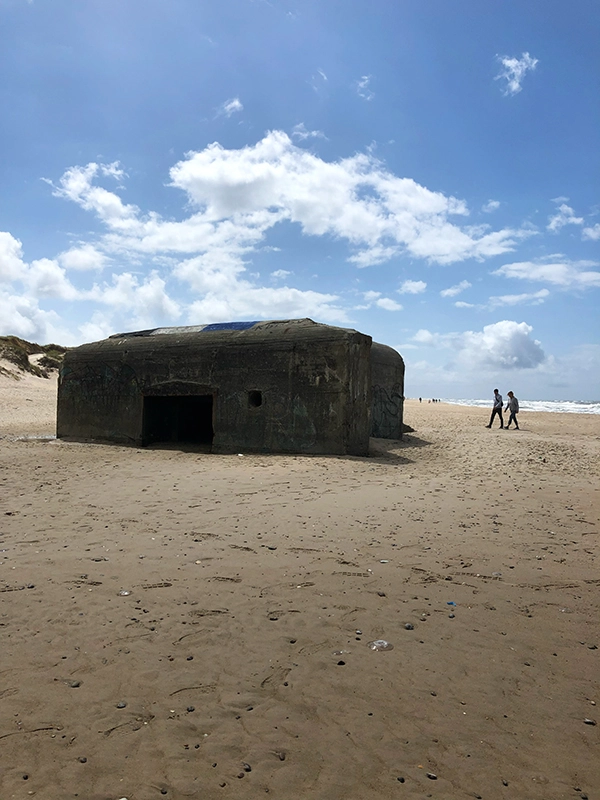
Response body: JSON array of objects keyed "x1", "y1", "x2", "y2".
[{"x1": 1, "y1": 374, "x2": 599, "y2": 798}]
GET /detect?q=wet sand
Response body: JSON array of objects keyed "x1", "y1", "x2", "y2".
[{"x1": 1, "y1": 377, "x2": 599, "y2": 799}]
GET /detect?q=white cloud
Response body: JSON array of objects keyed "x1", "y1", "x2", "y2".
[
  {"x1": 488, "y1": 289, "x2": 549, "y2": 307},
  {"x1": 90, "y1": 271, "x2": 181, "y2": 326},
  {"x1": 167, "y1": 131, "x2": 527, "y2": 267},
  {"x1": 58, "y1": 244, "x2": 108, "y2": 271},
  {"x1": 547, "y1": 203, "x2": 584, "y2": 232},
  {"x1": 413, "y1": 320, "x2": 546, "y2": 369},
  {"x1": 310, "y1": 68, "x2": 328, "y2": 94},
  {"x1": 0, "y1": 231, "x2": 27, "y2": 283},
  {"x1": 349, "y1": 246, "x2": 401, "y2": 268},
  {"x1": 187, "y1": 284, "x2": 347, "y2": 324},
  {"x1": 216, "y1": 97, "x2": 243, "y2": 118},
  {"x1": 582, "y1": 223, "x2": 600, "y2": 241},
  {"x1": 398, "y1": 279, "x2": 427, "y2": 294},
  {"x1": 0, "y1": 290, "x2": 71, "y2": 343},
  {"x1": 454, "y1": 301, "x2": 476, "y2": 308},
  {"x1": 494, "y1": 258, "x2": 600, "y2": 288},
  {"x1": 271, "y1": 269, "x2": 291, "y2": 279},
  {"x1": 413, "y1": 329, "x2": 436, "y2": 345},
  {"x1": 25, "y1": 258, "x2": 80, "y2": 300},
  {"x1": 291, "y1": 123, "x2": 327, "y2": 141},
  {"x1": 78, "y1": 312, "x2": 117, "y2": 343},
  {"x1": 495, "y1": 52, "x2": 538, "y2": 96},
  {"x1": 360, "y1": 290, "x2": 402, "y2": 312},
  {"x1": 4, "y1": 134, "x2": 537, "y2": 342},
  {"x1": 48, "y1": 162, "x2": 139, "y2": 229},
  {"x1": 482, "y1": 200, "x2": 500, "y2": 213},
  {"x1": 356, "y1": 75, "x2": 374, "y2": 101},
  {"x1": 0, "y1": 233, "x2": 82, "y2": 300},
  {"x1": 440, "y1": 280, "x2": 471, "y2": 297},
  {"x1": 375, "y1": 297, "x2": 402, "y2": 311},
  {"x1": 363, "y1": 291, "x2": 381, "y2": 302}
]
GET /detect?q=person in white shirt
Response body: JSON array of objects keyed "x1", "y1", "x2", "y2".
[
  {"x1": 485, "y1": 389, "x2": 504, "y2": 429},
  {"x1": 504, "y1": 391, "x2": 520, "y2": 430}
]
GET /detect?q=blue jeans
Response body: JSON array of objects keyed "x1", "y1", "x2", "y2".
[{"x1": 507, "y1": 411, "x2": 519, "y2": 428}]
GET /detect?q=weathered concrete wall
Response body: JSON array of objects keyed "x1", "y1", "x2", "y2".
[
  {"x1": 370, "y1": 342, "x2": 405, "y2": 440},
  {"x1": 57, "y1": 320, "x2": 372, "y2": 456}
]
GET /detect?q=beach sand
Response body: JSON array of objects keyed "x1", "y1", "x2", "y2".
[{"x1": 1, "y1": 375, "x2": 599, "y2": 799}]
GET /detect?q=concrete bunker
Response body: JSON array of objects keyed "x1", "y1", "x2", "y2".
[{"x1": 57, "y1": 319, "x2": 404, "y2": 456}]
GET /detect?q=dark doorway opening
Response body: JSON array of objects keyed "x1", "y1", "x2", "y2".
[{"x1": 143, "y1": 395, "x2": 214, "y2": 446}]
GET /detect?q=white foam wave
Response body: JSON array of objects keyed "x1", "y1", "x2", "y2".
[{"x1": 442, "y1": 399, "x2": 600, "y2": 415}]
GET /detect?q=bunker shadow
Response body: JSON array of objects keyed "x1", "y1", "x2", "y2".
[{"x1": 365, "y1": 433, "x2": 433, "y2": 465}]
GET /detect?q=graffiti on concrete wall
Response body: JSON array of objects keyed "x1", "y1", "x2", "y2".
[{"x1": 371, "y1": 384, "x2": 403, "y2": 439}]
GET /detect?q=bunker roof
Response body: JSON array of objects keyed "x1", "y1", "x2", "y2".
[{"x1": 108, "y1": 318, "x2": 358, "y2": 340}]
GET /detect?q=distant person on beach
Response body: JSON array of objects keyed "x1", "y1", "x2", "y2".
[
  {"x1": 504, "y1": 391, "x2": 520, "y2": 429},
  {"x1": 485, "y1": 389, "x2": 504, "y2": 429}
]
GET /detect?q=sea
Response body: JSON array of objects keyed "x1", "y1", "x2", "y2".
[{"x1": 441, "y1": 399, "x2": 600, "y2": 415}]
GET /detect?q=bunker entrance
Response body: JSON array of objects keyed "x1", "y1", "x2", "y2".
[{"x1": 143, "y1": 395, "x2": 214, "y2": 446}]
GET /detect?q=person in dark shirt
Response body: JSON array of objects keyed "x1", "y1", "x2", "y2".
[{"x1": 485, "y1": 389, "x2": 504, "y2": 429}]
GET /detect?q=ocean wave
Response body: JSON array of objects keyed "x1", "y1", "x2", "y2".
[{"x1": 441, "y1": 399, "x2": 600, "y2": 415}]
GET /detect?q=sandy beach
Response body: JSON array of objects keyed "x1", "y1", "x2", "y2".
[{"x1": 1, "y1": 373, "x2": 599, "y2": 800}]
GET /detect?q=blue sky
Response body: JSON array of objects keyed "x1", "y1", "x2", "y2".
[{"x1": 1, "y1": 0, "x2": 598, "y2": 400}]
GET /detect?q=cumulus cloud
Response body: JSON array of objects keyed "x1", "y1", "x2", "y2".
[
  {"x1": 356, "y1": 75, "x2": 374, "y2": 101},
  {"x1": 349, "y1": 246, "x2": 400, "y2": 268},
  {"x1": 413, "y1": 320, "x2": 546, "y2": 369},
  {"x1": 398, "y1": 279, "x2": 427, "y2": 295},
  {"x1": 78, "y1": 312, "x2": 117, "y2": 344},
  {"x1": 440, "y1": 280, "x2": 471, "y2": 298},
  {"x1": 465, "y1": 320, "x2": 544, "y2": 369},
  {"x1": 482, "y1": 200, "x2": 500, "y2": 213},
  {"x1": 2, "y1": 133, "x2": 541, "y2": 343},
  {"x1": 46, "y1": 137, "x2": 528, "y2": 276},
  {"x1": 58, "y1": 244, "x2": 108, "y2": 271},
  {"x1": 25, "y1": 258, "x2": 80, "y2": 300},
  {"x1": 167, "y1": 131, "x2": 527, "y2": 267},
  {"x1": 187, "y1": 284, "x2": 347, "y2": 324},
  {"x1": 547, "y1": 202, "x2": 584, "y2": 232},
  {"x1": 494, "y1": 258, "x2": 600, "y2": 288},
  {"x1": 89, "y1": 271, "x2": 181, "y2": 324},
  {"x1": 359, "y1": 291, "x2": 403, "y2": 312},
  {"x1": 48, "y1": 162, "x2": 139, "y2": 229},
  {"x1": 216, "y1": 97, "x2": 243, "y2": 118},
  {"x1": 0, "y1": 231, "x2": 27, "y2": 283},
  {"x1": 495, "y1": 52, "x2": 538, "y2": 96},
  {"x1": 375, "y1": 297, "x2": 402, "y2": 311},
  {"x1": 582, "y1": 223, "x2": 600, "y2": 241},
  {"x1": 0, "y1": 231, "x2": 82, "y2": 301},
  {"x1": 488, "y1": 289, "x2": 549, "y2": 307},
  {"x1": 0, "y1": 290, "x2": 70, "y2": 343}
]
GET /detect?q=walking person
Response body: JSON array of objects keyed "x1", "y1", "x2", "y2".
[
  {"x1": 485, "y1": 389, "x2": 504, "y2": 428},
  {"x1": 504, "y1": 391, "x2": 520, "y2": 429}
]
